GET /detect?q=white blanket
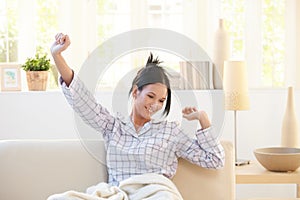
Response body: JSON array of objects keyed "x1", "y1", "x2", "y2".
[{"x1": 47, "y1": 173, "x2": 183, "y2": 200}]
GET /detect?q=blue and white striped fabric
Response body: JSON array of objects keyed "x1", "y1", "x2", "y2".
[{"x1": 60, "y1": 75, "x2": 225, "y2": 186}]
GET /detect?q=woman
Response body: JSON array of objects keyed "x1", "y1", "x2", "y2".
[{"x1": 50, "y1": 33, "x2": 225, "y2": 187}]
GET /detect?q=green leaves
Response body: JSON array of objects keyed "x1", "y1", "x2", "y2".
[{"x1": 21, "y1": 54, "x2": 51, "y2": 71}]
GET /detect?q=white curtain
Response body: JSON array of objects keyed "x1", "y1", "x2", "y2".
[
  {"x1": 58, "y1": 0, "x2": 97, "y2": 72},
  {"x1": 285, "y1": 0, "x2": 300, "y2": 89}
]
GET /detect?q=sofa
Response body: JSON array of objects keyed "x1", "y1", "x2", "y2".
[{"x1": 0, "y1": 139, "x2": 234, "y2": 200}]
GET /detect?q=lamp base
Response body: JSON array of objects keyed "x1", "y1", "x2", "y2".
[{"x1": 235, "y1": 159, "x2": 250, "y2": 166}]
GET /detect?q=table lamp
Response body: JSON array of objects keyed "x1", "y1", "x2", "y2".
[{"x1": 223, "y1": 60, "x2": 250, "y2": 166}]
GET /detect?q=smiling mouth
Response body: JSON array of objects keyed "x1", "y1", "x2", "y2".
[
  {"x1": 147, "y1": 104, "x2": 161, "y2": 115},
  {"x1": 148, "y1": 107, "x2": 154, "y2": 113},
  {"x1": 146, "y1": 107, "x2": 153, "y2": 116}
]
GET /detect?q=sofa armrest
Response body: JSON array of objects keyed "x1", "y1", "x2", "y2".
[{"x1": 172, "y1": 141, "x2": 235, "y2": 200}]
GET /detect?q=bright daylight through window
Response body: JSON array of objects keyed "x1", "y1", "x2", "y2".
[{"x1": 0, "y1": 0, "x2": 291, "y2": 90}]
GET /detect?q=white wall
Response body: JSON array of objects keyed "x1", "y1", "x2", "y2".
[{"x1": 0, "y1": 89, "x2": 299, "y2": 199}]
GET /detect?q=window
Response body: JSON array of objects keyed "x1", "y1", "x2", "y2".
[
  {"x1": 221, "y1": 0, "x2": 245, "y2": 59},
  {"x1": 147, "y1": 0, "x2": 183, "y2": 32},
  {"x1": 221, "y1": 0, "x2": 286, "y2": 88},
  {"x1": 96, "y1": 0, "x2": 184, "y2": 90},
  {"x1": 0, "y1": 0, "x2": 18, "y2": 63},
  {"x1": 1, "y1": 0, "x2": 297, "y2": 90},
  {"x1": 261, "y1": 0, "x2": 285, "y2": 87},
  {"x1": 96, "y1": 0, "x2": 131, "y2": 89},
  {"x1": 36, "y1": 0, "x2": 59, "y2": 55},
  {"x1": 0, "y1": 0, "x2": 60, "y2": 89},
  {"x1": 96, "y1": 0, "x2": 131, "y2": 45}
]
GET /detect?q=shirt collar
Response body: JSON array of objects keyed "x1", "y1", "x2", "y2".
[{"x1": 116, "y1": 112, "x2": 163, "y2": 125}]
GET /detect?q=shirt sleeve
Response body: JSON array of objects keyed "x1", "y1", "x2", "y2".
[
  {"x1": 60, "y1": 74, "x2": 115, "y2": 137},
  {"x1": 175, "y1": 125, "x2": 225, "y2": 169}
]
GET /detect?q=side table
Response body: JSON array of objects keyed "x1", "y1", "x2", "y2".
[{"x1": 236, "y1": 161, "x2": 300, "y2": 198}]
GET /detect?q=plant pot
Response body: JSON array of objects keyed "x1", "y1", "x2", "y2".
[{"x1": 26, "y1": 71, "x2": 48, "y2": 91}]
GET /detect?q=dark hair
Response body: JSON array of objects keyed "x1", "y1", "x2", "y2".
[{"x1": 129, "y1": 52, "x2": 171, "y2": 116}]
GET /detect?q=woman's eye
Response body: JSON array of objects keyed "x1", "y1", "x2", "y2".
[{"x1": 148, "y1": 95, "x2": 154, "y2": 98}]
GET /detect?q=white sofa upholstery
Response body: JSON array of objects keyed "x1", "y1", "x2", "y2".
[{"x1": 0, "y1": 139, "x2": 234, "y2": 200}]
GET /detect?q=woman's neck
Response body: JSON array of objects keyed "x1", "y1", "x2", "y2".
[{"x1": 131, "y1": 113, "x2": 149, "y2": 131}]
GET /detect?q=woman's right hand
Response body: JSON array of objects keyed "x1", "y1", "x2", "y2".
[
  {"x1": 50, "y1": 33, "x2": 71, "y2": 56},
  {"x1": 50, "y1": 33, "x2": 73, "y2": 86}
]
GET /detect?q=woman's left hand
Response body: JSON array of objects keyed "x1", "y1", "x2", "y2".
[
  {"x1": 182, "y1": 107, "x2": 211, "y2": 129},
  {"x1": 182, "y1": 107, "x2": 200, "y2": 121}
]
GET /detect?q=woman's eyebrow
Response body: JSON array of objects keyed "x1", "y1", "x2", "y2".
[{"x1": 148, "y1": 92, "x2": 156, "y2": 95}]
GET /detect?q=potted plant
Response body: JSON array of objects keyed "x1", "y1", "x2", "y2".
[{"x1": 22, "y1": 53, "x2": 51, "y2": 91}]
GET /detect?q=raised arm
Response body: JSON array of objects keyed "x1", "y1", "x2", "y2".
[
  {"x1": 50, "y1": 33, "x2": 74, "y2": 86},
  {"x1": 179, "y1": 107, "x2": 224, "y2": 168}
]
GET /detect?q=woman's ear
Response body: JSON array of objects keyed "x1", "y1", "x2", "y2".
[{"x1": 132, "y1": 85, "x2": 138, "y2": 99}]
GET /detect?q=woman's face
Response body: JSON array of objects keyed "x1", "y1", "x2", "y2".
[{"x1": 132, "y1": 82, "x2": 167, "y2": 121}]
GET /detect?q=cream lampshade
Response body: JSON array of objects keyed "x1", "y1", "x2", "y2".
[
  {"x1": 223, "y1": 61, "x2": 250, "y2": 110},
  {"x1": 223, "y1": 60, "x2": 250, "y2": 166}
]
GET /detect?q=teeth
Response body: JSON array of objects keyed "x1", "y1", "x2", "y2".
[
  {"x1": 148, "y1": 104, "x2": 160, "y2": 114},
  {"x1": 148, "y1": 108, "x2": 153, "y2": 113}
]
